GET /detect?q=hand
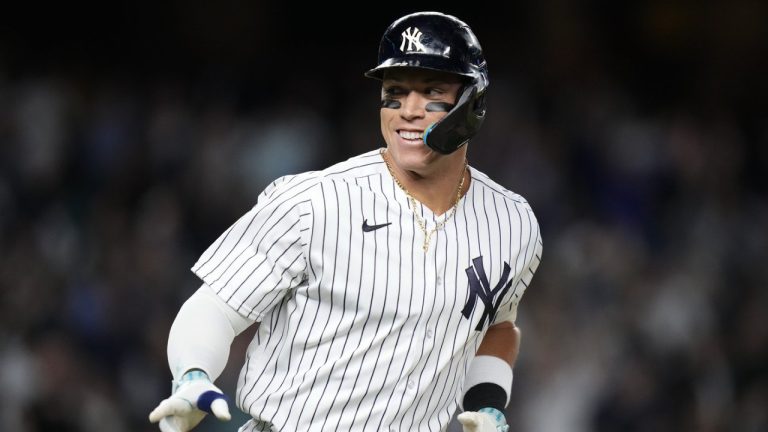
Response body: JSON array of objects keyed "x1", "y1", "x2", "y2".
[
  {"x1": 149, "y1": 370, "x2": 231, "y2": 432},
  {"x1": 458, "y1": 408, "x2": 509, "y2": 432}
]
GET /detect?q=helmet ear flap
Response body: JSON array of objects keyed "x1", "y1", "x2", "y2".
[
  {"x1": 470, "y1": 80, "x2": 487, "y2": 116},
  {"x1": 473, "y1": 92, "x2": 486, "y2": 115},
  {"x1": 423, "y1": 83, "x2": 486, "y2": 154}
]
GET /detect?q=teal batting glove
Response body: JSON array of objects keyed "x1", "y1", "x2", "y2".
[
  {"x1": 458, "y1": 408, "x2": 509, "y2": 432},
  {"x1": 149, "y1": 370, "x2": 231, "y2": 432}
]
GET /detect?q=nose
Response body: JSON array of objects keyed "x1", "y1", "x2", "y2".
[{"x1": 400, "y1": 91, "x2": 425, "y2": 120}]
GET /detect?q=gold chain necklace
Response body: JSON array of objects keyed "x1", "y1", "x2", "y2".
[{"x1": 381, "y1": 148, "x2": 468, "y2": 252}]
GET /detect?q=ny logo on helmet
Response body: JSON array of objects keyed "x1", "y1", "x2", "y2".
[{"x1": 400, "y1": 27, "x2": 426, "y2": 53}]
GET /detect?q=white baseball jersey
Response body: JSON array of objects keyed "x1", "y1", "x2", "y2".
[{"x1": 191, "y1": 149, "x2": 542, "y2": 432}]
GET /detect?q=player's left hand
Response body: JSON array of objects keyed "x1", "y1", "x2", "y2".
[
  {"x1": 458, "y1": 408, "x2": 509, "y2": 432},
  {"x1": 149, "y1": 370, "x2": 231, "y2": 432}
]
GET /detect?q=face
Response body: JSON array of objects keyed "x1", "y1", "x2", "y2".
[{"x1": 380, "y1": 68, "x2": 464, "y2": 174}]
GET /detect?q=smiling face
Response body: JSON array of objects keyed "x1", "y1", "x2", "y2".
[{"x1": 380, "y1": 68, "x2": 465, "y2": 176}]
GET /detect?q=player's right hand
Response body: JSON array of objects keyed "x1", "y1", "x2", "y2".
[{"x1": 149, "y1": 370, "x2": 231, "y2": 432}]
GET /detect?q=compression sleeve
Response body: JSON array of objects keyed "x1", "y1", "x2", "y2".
[{"x1": 167, "y1": 284, "x2": 256, "y2": 381}]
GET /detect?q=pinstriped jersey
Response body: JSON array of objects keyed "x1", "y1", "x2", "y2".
[{"x1": 191, "y1": 149, "x2": 542, "y2": 432}]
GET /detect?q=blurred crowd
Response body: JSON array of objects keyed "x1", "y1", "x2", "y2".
[{"x1": 1, "y1": 2, "x2": 767, "y2": 431}]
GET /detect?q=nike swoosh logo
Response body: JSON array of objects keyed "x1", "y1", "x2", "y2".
[{"x1": 362, "y1": 219, "x2": 392, "y2": 232}]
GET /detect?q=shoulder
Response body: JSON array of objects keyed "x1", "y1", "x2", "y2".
[
  {"x1": 258, "y1": 149, "x2": 385, "y2": 204},
  {"x1": 321, "y1": 149, "x2": 386, "y2": 182},
  {"x1": 469, "y1": 166, "x2": 538, "y2": 220},
  {"x1": 469, "y1": 167, "x2": 543, "y2": 260}
]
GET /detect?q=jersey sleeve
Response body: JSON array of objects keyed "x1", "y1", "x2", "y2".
[
  {"x1": 493, "y1": 208, "x2": 542, "y2": 326},
  {"x1": 191, "y1": 184, "x2": 308, "y2": 321}
]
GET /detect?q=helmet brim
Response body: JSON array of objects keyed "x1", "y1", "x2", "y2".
[{"x1": 364, "y1": 55, "x2": 475, "y2": 81}]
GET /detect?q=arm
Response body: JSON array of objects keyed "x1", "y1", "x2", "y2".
[
  {"x1": 149, "y1": 285, "x2": 256, "y2": 432},
  {"x1": 458, "y1": 322, "x2": 520, "y2": 432},
  {"x1": 461, "y1": 210, "x2": 541, "y2": 431},
  {"x1": 475, "y1": 321, "x2": 520, "y2": 366},
  {"x1": 151, "y1": 183, "x2": 306, "y2": 432},
  {"x1": 167, "y1": 285, "x2": 255, "y2": 380}
]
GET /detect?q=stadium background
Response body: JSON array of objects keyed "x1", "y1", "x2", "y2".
[{"x1": 1, "y1": 1, "x2": 766, "y2": 431}]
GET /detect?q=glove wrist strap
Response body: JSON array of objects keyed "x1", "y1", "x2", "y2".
[
  {"x1": 478, "y1": 407, "x2": 509, "y2": 431},
  {"x1": 173, "y1": 368, "x2": 210, "y2": 392}
]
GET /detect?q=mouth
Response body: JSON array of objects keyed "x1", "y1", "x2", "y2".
[{"x1": 397, "y1": 129, "x2": 424, "y2": 143}]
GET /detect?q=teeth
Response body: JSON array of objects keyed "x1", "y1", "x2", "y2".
[{"x1": 399, "y1": 130, "x2": 422, "y2": 140}]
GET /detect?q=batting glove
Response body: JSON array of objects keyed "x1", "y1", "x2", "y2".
[
  {"x1": 458, "y1": 408, "x2": 509, "y2": 432},
  {"x1": 149, "y1": 370, "x2": 231, "y2": 432}
]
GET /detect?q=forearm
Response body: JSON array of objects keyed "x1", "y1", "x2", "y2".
[
  {"x1": 475, "y1": 321, "x2": 520, "y2": 366},
  {"x1": 458, "y1": 323, "x2": 520, "y2": 431},
  {"x1": 167, "y1": 285, "x2": 256, "y2": 381},
  {"x1": 462, "y1": 322, "x2": 520, "y2": 411}
]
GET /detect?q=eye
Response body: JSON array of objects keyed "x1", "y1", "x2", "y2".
[
  {"x1": 426, "y1": 87, "x2": 447, "y2": 97},
  {"x1": 383, "y1": 86, "x2": 406, "y2": 97}
]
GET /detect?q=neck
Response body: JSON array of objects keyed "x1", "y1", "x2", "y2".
[{"x1": 382, "y1": 149, "x2": 470, "y2": 215}]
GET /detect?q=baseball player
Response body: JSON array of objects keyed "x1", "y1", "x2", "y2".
[{"x1": 149, "y1": 11, "x2": 541, "y2": 432}]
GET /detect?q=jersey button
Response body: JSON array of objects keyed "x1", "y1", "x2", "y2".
[
  {"x1": 426, "y1": 329, "x2": 434, "y2": 338},
  {"x1": 407, "y1": 380, "x2": 415, "y2": 389},
  {"x1": 436, "y1": 276, "x2": 442, "y2": 285}
]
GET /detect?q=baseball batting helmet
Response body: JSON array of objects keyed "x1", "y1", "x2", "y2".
[{"x1": 365, "y1": 11, "x2": 489, "y2": 154}]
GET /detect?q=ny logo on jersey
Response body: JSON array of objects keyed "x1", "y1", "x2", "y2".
[
  {"x1": 400, "y1": 27, "x2": 426, "y2": 53},
  {"x1": 461, "y1": 257, "x2": 515, "y2": 331}
]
